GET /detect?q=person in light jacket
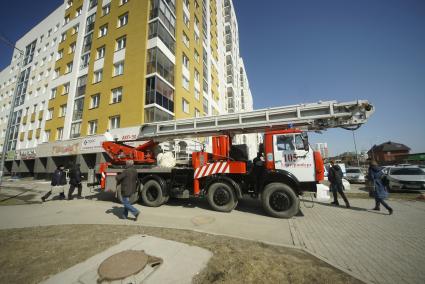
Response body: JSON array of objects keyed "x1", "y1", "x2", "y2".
[
  {"x1": 116, "y1": 160, "x2": 140, "y2": 221},
  {"x1": 368, "y1": 160, "x2": 393, "y2": 215}
]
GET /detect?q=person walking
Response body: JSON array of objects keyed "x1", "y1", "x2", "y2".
[
  {"x1": 116, "y1": 160, "x2": 140, "y2": 221},
  {"x1": 368, "y1": 160, "x2": 393, "y2": 215},
  {"x1": 42, "y1": 165, "x2": 67, "y2": 202},
  {"x1": 68, "y1": 163, "x2": 83, "y2": 200},
  {"x1": 328, "y1": 160, "x2": 350, "y2": 208}
]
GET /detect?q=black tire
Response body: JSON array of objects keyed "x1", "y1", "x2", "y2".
[
  {"x1": 162, "y1": 195, "x2": 170, "y2": 204},
  {"x1": 261, "y1": 182, "x2": 299, "y2": 218},
  {"x1": 141, "y1": 179, "x2": 164, "y2": 207},
  {"x1": 207, "y1": 181, "x2": 238, "y2": 212},
  {"x1": 116, "y1": 184, "x2": 139, "y2": 204}
]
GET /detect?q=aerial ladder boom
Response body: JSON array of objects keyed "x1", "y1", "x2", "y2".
[{"x1": 138, "y1": 100, "x2": 374, "y2": 141}]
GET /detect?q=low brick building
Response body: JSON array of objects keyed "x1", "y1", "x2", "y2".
[{"x1": 367, "y1": 141, "x2": 410, "y2": 164}]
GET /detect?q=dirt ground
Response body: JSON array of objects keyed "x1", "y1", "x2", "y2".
[{"x1": 0, "y1": 224, "x2": 362, "y2": 284}]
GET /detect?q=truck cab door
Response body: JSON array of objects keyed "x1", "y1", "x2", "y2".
[{"x1": 273, "y1": 133, "x2": 315, "y2": 182}]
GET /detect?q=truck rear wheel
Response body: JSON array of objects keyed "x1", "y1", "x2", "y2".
[
  {"x1": 261, "y1": 183, "x2": 299, "y2": 218},
  {"x1": 141, "y1": 180, "x2": 164, "y2": 207},
  {"x1": 207, "y1": 181, "x2": 238, "y2": 212},
  {"x1": 116, "y1": 185, "x2": 139, "y2": 205}
]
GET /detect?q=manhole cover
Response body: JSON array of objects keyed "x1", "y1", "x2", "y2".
[{"x1": 98, "y1": 250, "x2": 162, "y2": 282}]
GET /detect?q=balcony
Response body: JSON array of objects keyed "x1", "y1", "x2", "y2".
[
  {"x1": 38, "y1": 110, "x2": 44, "y2": 120},
  {"x1": 28, "y1": 130, "x2": 33, "y2": 140},
  {"x1": 19, "y1": 132, "x2": 25, "y2": 141},
  {"x1": 30, "y1": 113, "x2": 36, "y2": 122},
  {"x1": 22, "y1": 115, "x2": 27, "y2": 125}
]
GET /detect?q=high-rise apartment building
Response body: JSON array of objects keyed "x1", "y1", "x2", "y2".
[
  {"x1": 0, "y1": 0, "x2": 253, "y2": 175},
  {"x1": 314, "y1": 143, "x2": 329, "y2": 159}
]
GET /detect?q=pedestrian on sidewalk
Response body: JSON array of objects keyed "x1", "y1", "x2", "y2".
[
  {"x1": 328, "y1": 160, "x2": 350, "y2": 208},
  {"x1": 116, "y1": 160, "x2": 140, "y2": 221},
  {"x1": 42, "y1": 165, "x2": 67, "y2": 202},
  {"x1": 368, "y1": 160, "x2": 393, "y2": 215},
  {"x1": 68, "y1": 163, "x2": 83, "y2": 200}
]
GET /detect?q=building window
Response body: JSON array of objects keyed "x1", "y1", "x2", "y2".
[
  {"x1": 70, "y1": 122, "x2": 81, "y2": 138},
  {"x1": 80, "y1": 53, "x2": 90, "y2": 69},
  {"x1": 66, "y1": 61, "x2": 73, "y2": 73},
  {"x1": 115, "y1": 36, "x2": 126, "y2": 51},
  {"x1": 56, "y1": 127, "x2": 63, "y2": 140},
  {"x1": 44, "y1": 130, "x2": 50, "y2": 142},
  {"x1": 183, "y1": 13, "x2": 189, "y2": 27},
  {"x1": 72, "y1": 24, "x2": 79, "y2": 34},
  {"x1": 60, "y1": 32, "x2": 66, "y2": 42},
  {"x1": 120, "y1": 0, "x2": 129, "y2": 5},
  {"x1": 57, "y1": 49, "x2": 64, "y2": 60},
  {"x1": 111, "y1": 87, "x2": 122, "y2": 103},
  {"x1": 69, "y1": 42, "x2": 76, "y2": 53},
  {"x1": 195, "y1": 108, "x2": 200, "y2": 117},
  {"x1": 194, "y1": 88, "x2": 200, "y2": 100},
  {"x1": 64, "y1": 15, "x2": 70, "y2": 25},
  {"x1": 93, "y1": 69, "x2": 103, "y2": 83},
  {"x1": 90, "y1": 94, "x2": 100, "y2": 108},
  {"x1": 118, "y1": 13, "x2": 128, "y2": 28},
  {"x1": 149, "y1": 0, "x2": 176, "y2": 35},
  {"x1": 96, "y1": 45, "x2": 105, "y2": 59},
  {"x1": 54, "y1": 68, "x2": 60, "y2": 78},
  {"x1": 109, "y1": 115, "x2": 120, "y2": 129},
  {"x1": 66, "y1": 0, "x2": 73, "y2": 9},
  {"x1": 182, "y1": 75, "x2": 189, "y2": 90},
  {"x1": 113, "y1": 61, "x2": 124, "y2": 76},
  {"x1": 88, "y1": 0, "x2": 98, "y2": 10},
  {"x1": 194, "y1": 68, "x2": 200, "y2": 83},
  {"x1": 88, "y1": 120, "x2": 98, "y2": 135},
  {"x1": 63, "y1": 83, "x2": 70, "y2": 95},
  {"x1": 182, "y1": 32, "x2": 189, "y2": 47},
  {"x1": 182, "y1": 98, "x2": 189, "y2": 113},
  {"x1": 102, "y1": 3, "x2": 110, "y2": 16},
  {"x1": 148, "y1": 20, "x2": 175, "y2": 53},
  {"x1": 182, "y1": 53, "x2": 189, "y2": 69},
  {"x1": 194, "y1": 50, "x2": 199, "y2": 62},
  {"x1": 60, "y1": 104, "x2": 67, "y2": 117},
  {"x1": 145, "y1": 76, "x2": 174, "y2": 112},
  {"x1": 75, "y1": 6, "x2": 82, "y2": 17},
  {"x1": 98, "y1": 24, "x2": 108, "y2": 37},
  {"x1": 146, "y1": 47, "x2": 174, "y2": 85},
  {"x1": 47, "y1": 108, "x2": 53, "y2": 120},
  {"x1": 50, "y1": 88, "x2": 57, "y2": 99},
  {"x1": 72, "y1": 97, "x2": 84, "y2": 120}
]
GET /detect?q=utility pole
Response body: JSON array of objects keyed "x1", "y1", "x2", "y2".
[
  {"x1": 352, "y1": 130, "x2": 360, "y2": 168},
  {"x1": 0, "y1": 35, "x2": 24, "y2": 186}
]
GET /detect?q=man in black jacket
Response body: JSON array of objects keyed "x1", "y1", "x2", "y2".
[
  {"x1": 42, "y1": 165, "x2": 67, "y2": 202},
  {"x1": 68, "y1": 163, "x2": 83, "y2": 200},
  {"x1": 328, "y1": 160, "x2": 350, "y2": 208},
  {"x1": 116, "y1": 160, "x2": 140, "y2": 221}
]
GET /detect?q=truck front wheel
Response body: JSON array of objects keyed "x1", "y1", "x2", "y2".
[
  {"x1": 207, "y1": 181, "x2": 238, "y2": 212},
  {"x1": 141, "y1": 180, "x2": 164, "y2": 207},
  {"x1": 261, "y1": 183, "x2": 299, "y2": 218}
]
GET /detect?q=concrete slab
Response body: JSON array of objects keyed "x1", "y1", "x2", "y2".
[{"x1": 42, "y1": 235, "x2": 212, "y2": 284}]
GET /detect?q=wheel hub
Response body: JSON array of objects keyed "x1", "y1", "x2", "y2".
[
  {"x1": 270, "y1": 191, "x2": 291, "y2": 212},
  {"x1": 147, "y1": 187, "x2": 159, "y2": 201},
  {"x1": 214, "y1": 187, "x2": 230, "y2": 206}
]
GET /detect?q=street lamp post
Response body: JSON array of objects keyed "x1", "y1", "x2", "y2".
[
  {"x1": 0, "y1": 37, "x2": 24, "y2": 186},
  {"x1": 352, "y1": 130, "x2": 361, "y2": 168}
]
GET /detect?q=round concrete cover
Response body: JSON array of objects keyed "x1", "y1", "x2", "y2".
[{"x1": 98, "y1": 250, "x2": 148, "y2": 281}]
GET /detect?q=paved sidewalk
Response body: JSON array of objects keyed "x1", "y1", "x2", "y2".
[
  {"x1": 292, "y1": 199, "x2": 425, "y2": 284},
  {"x1": 1, "y1": 179, "x2": 425, "y2": 284}
]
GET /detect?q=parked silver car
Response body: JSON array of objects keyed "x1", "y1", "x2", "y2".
[
  {"x1": 345, "y1": 167, "x2": 365, "y2": 183},
  {"x1": 386, "y1": 167, "x2": 425, "y2": 191}
]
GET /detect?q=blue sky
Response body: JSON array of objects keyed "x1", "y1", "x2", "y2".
[{"x1": 1, "y1": 0, "x2": 424, "y2": 155}]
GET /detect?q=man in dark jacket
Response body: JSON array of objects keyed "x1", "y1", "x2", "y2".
[
  {"x1": 68, "y1": 163, "x2": 83, "y2": 200},
  {"x1": 328, "y1": 160, "x2": 350, "y2": 208},
  {"x1": 368, "y1": 160, "x2": 393, "y2": 214},
  {"x1": 116, "y1": 160, "x2": 140, "y2": 220},
  {"x1": 42, "y1": 165, "x2": 67, "y2": 202}
]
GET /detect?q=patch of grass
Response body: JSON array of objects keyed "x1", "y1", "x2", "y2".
[{"x1": 0, "y1": 225, "x2": 362, "y2": 284}]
